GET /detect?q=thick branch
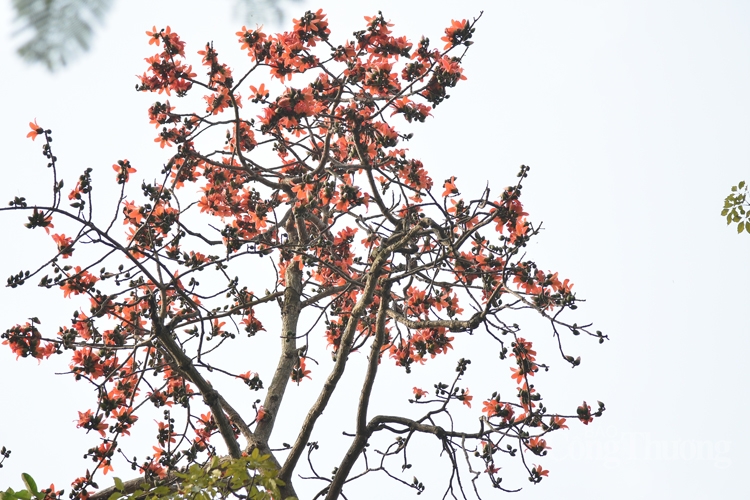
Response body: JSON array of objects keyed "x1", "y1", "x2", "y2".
[
  {"x1": 301, "y1": 284, "x2": 350, "y2": 308},
  {"x1": 369, "y1": 414, "x2": 487, "y2": 441},
  {"x1": 280, "y1": 222, "x2": 424, "y2": 485},
  {"x1": 385, "y1": 310, "x2": 482, "y2": 331},
  {"x1": 149, "y1": 294, "x2": 242, "y2": 459},
  {"x1": 89, "y1": 474, "x2": 180, "y2": 500},
  {"x1": 255, "y1": 260, "x2": 303, "y2": 444},
  {"x1": 325, "y1": 281, "x2": 392, "y2": 500}
]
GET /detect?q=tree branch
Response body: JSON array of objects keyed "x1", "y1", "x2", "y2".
[
  {"x1": 325, "y1": 281, "x2": 392, "y2": 499},
  {"x1": 255, "y1": 259, "x2": 303, "y2": 444},
  {"x1": 280, "y1": 221, "x2": 424, "y2": 485},
  {"x1": 148, "y1": 294, "x2": 242, "y2": 459}
]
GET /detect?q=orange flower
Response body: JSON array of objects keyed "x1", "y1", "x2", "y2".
[
  {"x1": 256, "y1": 405, "x2": 267, "y2": 423},
  {"x1": 510, "y1": 366, "x2": 527, "y2": 384},
  {"x1": 577, "y1": 401, "x2": 594, "y2": 425},
  {"x1": 146, "y1": 26, "x2": 161, "y2": 46},
  {"x1": 527, "y1": 436, "x2": 550, "y2": 455},
  {"x1": 293, "y1": 9, "x2": 328, "y2": 36},
  {"x1": 482, "y1": 399, "x2": 501, "y2": 417},
  {"x1": 122, "y1": 200, "x2": 144, "y2": 226},
  {"x1": 26, "y1": 119, "x2": 43, "y2": 141},
  {"x1": 532, "y1": 464, "x2": 549, "y2": 477},
  {"x1": 291, "y1": 356, "x2": 312, "y2": 383},
  {"x1": 60, "y1": 267, "x2": 98, "y2": 298},
  {"x1": 551, "y1": 415, "x2": 569, "y2": 430},
  {"x1": 68, "y1": 182, "x2": 83, "y2": 201},
  {"x1": 413, "y1": 387, "x2": 428, "y2": 400},
  {"x1": 51, "y1": 233, "x2": 74, "y2": 258},
  {"x1": 111, "y1": 407, "x2": 138, "y2": 436},
  {"x1": 76, "y1": 409, "x2": 107, "y2": 437},
  {"x1": 70, "y1": 347, "x2": 104, "y2": 378},
  {"x1": 442, "y1": 176, "x2": 458, "y2": 197},
  {"x1": 441, "y1": 19, "x2": 471, "y2": 50},
  {"x1": 509, "y1": 217, "x2": 529, "y2": 244},
  {"x1": 482, "y1": 400, "x2": 515, "y2": 422},
  {"x1": 457, "y1": 388, "x2": 473, "y2": 408},
  {"x1": 145, "y1": 461, "x2": 167, "y2": 479},
  {"x1": 481, "y1": 461, "x2": 498, "y2": 474},
  {"x1": 113, "y1": 159, "x2": 136, "y2": 184},
  {"x1": 249, "y1": 83, "x2": 269, "y2": 101}
]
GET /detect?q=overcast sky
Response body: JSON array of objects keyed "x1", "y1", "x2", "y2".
[{"x1": 1, "y1": 1, "x2": 749, "y2": 499}]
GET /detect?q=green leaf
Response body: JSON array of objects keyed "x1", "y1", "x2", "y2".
[
  {"x1": 113, "y1": 478, "x2": 125, "y2": 492},
  {"x1": 21, "y1": 475, "x2": 38, "y2": 495},
  {"x1": 151, "y1": 486, "x2": 170, "y2": 496},
  {"x1": 107, "y1": 493, "x2": 122, "y2": 500},
  {"x1": 739, "y1": 180, "x2": 746, "y2": 189},
  {"x1": 738, "y1": 221, "x2": 745, "y2": 234},
  {"x1": 0, "y1": 489, "x2": 18, "y2": 500}
]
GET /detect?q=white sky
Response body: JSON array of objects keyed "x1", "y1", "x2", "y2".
[{"x1": 1, "y1": 1, "x2": 749, "y2": 499}]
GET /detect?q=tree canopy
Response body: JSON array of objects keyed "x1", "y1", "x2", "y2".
[{"x1": 2, "y1": 10, "x2": 605, "y2": 499}]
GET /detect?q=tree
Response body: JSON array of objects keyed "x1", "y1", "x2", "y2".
[
  {"x1": 2, "y1": 10, "x2": 606, "y2": 499},
  {"x1": 722, "y1": 180, "x2": 750, "y2": 234},
  {"x1": 10, "y1": 0, "x2": 299, "y2": 70}
]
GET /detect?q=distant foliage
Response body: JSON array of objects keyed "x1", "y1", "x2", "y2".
[
  {"x1": 722, "y1": 180, "x2": 750, "y2": 234},
  {"x1": 10, "y1": 0, "x2": 299, "y2": 71}
]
